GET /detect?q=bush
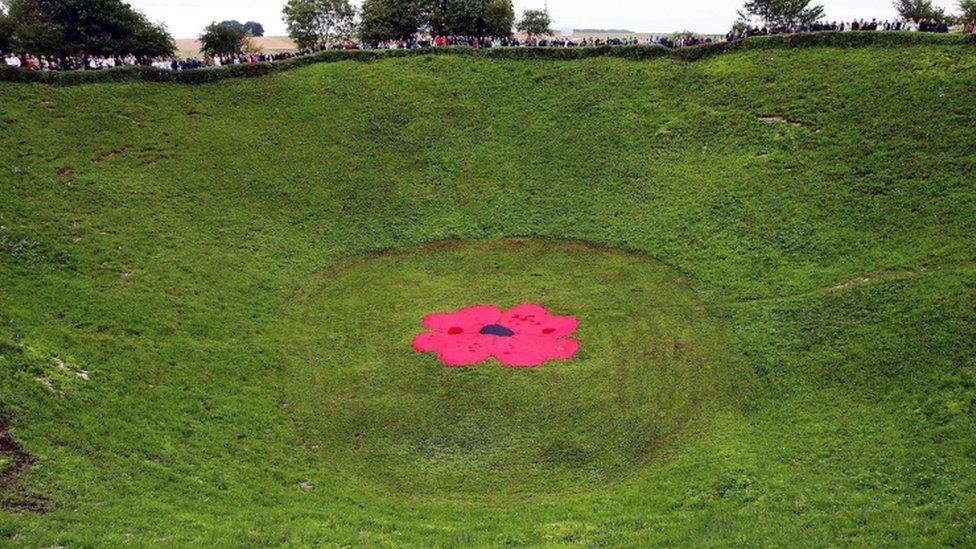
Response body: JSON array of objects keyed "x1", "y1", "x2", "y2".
[
  {"x1": 0, "y1": 31, "x2": 970, "y2": 86},
  {"x1": 200, "y1": 22, "x2": 248, "y2": 56}
]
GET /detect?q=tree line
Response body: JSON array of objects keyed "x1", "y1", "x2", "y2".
[
  {"x1": 0, "y1": 0, "x2": 173, "y2": 56},
  {"x1": 205, "y1": 1, "x2": 554, "y2": 55},
  {"x1": 281, "y1": 0, "x2": 554, "y2": 49},
  {"x1": 739, "y1": 0, "x2": 975, "y2": 27}
]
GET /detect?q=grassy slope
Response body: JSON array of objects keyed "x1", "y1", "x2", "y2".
[{"x1": 0, "y1": 44, "x2": 974, "y2": 545}]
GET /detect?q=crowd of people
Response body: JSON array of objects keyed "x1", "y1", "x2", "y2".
[
  {"x1": 2, "y1": 17, "x2": 970, "y2": 73},
  {"x1": 3, "y1": 48, "x2": 319, "y2": 72},
  {"x1": 1, "y1": 33, "x2": 713, "y2": 72},
  {"x1": 362, "y1": 34, "x2": 710, "y2": 49},
  {"x1": 728, "y1": 18, "x2": 953, "y2": 40}
]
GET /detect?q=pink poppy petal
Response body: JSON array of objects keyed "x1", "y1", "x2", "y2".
[
  {"x1": 422, "y1": 305, "x2": 503, "y2": 334},
  {"x1": 493, "y1": 335, "x2": 579, "y2": 368},
  {"x1": 413, "y1": 332, "x2": 495, "y2": 367},
  {"x1": 412, "y1": 332, "x2": 446, "y2": 352},
  {"x1": 549, "y1": 337, "x2": 580, "y2": 360},
  {"x1": 501, "y1": 304, "x2": 578, "y2": 337}
]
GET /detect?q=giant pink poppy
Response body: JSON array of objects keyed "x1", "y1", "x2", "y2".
[{"x1": 412, "y1": 304, "x2": 580, "y2": 368}]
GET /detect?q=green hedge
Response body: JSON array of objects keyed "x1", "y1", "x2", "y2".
[{"x1": 1, "y1": 32, "x2": 971, "y2": 85}]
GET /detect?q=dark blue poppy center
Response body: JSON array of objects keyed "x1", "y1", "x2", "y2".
[{"x1": 480, "y1": 324, "x2": 515, "y2": 337}]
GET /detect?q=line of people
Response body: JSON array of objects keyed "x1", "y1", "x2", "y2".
[
  {"x1": 2, "y1": 47, "x2": 327, "y2": 72},
  {"x1": 363, "y1": 34, "x2": 710, "y2": 50},
  {"x1": 2, "y1": 34, "x2": 710, "y2": 72},
  {"x1": 728, "y1": 18, "x2": 952, "y2": 41}
]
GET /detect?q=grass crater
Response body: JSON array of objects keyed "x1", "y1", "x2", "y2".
[{"x1": 277, "y1": 238, "x2": 750, "y2": 501}]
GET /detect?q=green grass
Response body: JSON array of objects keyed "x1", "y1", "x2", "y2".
[{"x1": 0, "y1": 43, "x2": 975, "y2": 545}]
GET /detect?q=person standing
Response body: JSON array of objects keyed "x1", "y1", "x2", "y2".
[{"x1": 4, "y1": 52, "x2": 22, "y2": 68}]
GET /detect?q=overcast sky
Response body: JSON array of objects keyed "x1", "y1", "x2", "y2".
[{"x1": 127, "y1": 0, "x2": 961, "y2": 38}]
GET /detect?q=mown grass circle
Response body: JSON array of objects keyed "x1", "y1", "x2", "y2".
[{"x1": 277, "y1": 238, "x2": 748, "y2": 500}]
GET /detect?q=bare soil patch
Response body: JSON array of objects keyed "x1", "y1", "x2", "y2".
[
  {"x1": 758, "y1": 115, "x2": 802, "y2": 126},
  {"x1": 92, "y1": 145, "x2": 133, "y2": 164},
  {"x1": 0, "y1": 421, "x2": 50, "y2": 513}
]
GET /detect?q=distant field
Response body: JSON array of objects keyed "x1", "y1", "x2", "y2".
[
  {"x1": 1, "y1": 39, "x2": 975, "y2": 545},
  {"x1": 174, "y1": 36, "x2": 298, "y2": 56}
]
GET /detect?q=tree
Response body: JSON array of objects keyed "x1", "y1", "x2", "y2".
[
  {"x1": 2, "y1": 0, "x2": 174, "y2": 56},
  {"x1": 739, "y1": 0, "x2": 825, "y2": 26},
  {"x1": 961, "y1": 0, "x2": 976, "y2": 21},
  {"x1": 894, "y1": 0, "x2": 941, "y2": 20},
  {"x1": 0, "y1": 4, "x2": 11, "y2": 51},
  {"x1": 427, "y1": 0, "x2": 512, "y2": 37},
  {"x1": 242, "y1": 32, "x2": 263, "y2": 54},
  {"x1": 483, "y1": 0, "x2": 514, "y2": 37},
  {"x1": 129, "y1": 16, "x2": 175, "y2": 55},
  {"x1": 1, "y1": 0, "x2": 56, "y2": 54},
  {"x1": 219, "y1": 19, "x2": 244, "y2": 31},
  {"x1": 963, "y1": 0, "x2": 976, "y2": 30},
  {"x1": 214, "y1": 19, "x2": 265, "y2": 38},
  {"x1": 517, "y1": 8, "x2": 552, "y2": 37},
  {"x1": 200, "y1": 21, "x2": 247, "y2": 55},
  {"x1": 243, "y1": 21, "x2": 265, "y2": 37},
  {"x1": 429, "y1": 0, "x2": 476, "y2": 36},
  {"x1": 962, "y1": 0, "x2": 976, "y2": 19},
  {"x1": 283, "y1": 0, "x2": 356, "y2": 49},
  {"x1": 359, "y1": 0, "x2": 426, "y2": 41},
  {"x1": 360, "y1": 0, "x2": 511, "y2": 40}
]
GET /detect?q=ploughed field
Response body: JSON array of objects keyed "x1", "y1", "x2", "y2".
[{"x1": 1, "y1": 42, "x2": 974, "y2": 545}]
